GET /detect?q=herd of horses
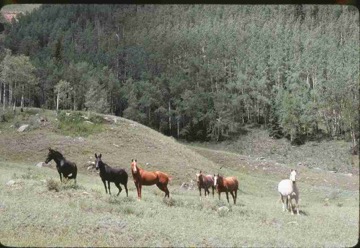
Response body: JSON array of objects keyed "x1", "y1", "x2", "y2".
[{"x1": 44, "y1": 148, "x2": 300, "y2": 215}]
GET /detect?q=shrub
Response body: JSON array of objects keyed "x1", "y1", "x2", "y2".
[
  {"x1": 163, "y1": 197, "x2": 177, "y2": 207},
  {"x1": 0, "y1": 109, "x2": 15, "y2": 123},
  {"x1": 47, "y1": 179, "x2": 60, "y2": 192}
]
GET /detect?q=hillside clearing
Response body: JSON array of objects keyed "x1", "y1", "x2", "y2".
[{"x1": 0, "y1": 109, "x2": 358, "y2": 247}]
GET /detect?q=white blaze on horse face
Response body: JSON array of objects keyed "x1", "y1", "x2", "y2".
[
  {"x1": 132, "y1": 162, "x2": 137, "y2": 173},
  {"x1": 196, "y1": 173, "x2": 200, "y2": 182},
  {"x1": 214, "y1": 175, "x2": 218, "y2": 186},
  {"x1": 290, "y1": 170, "x2": 297, "y2": 182}
]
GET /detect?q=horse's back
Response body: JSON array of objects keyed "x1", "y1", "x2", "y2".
[
  {"x1": 139, "y1": 170, "x2": 158, "y2": 185},
  {"x1": 278, "y1": 179, "x2": 293, "y2": 196},
  {"x1": 225, "y1": 177, "x2": 239, "y2": 190},
  {"x1": 155, "y1": 171, "x2": 170, "y2": 184},
  {"x1": 104, "y1": 166, "x2": 128, "y2": 183}
]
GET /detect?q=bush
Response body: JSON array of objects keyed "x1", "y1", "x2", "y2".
[
  {"x1": 0, "y1": 109, "x2": 15, "y2": 123},
  {"x1": 47, "y1": 179, "x2": 60, "y2": 192},
  {"x1": 56, "y1": 111, "x2": 103, "y2": 137}
]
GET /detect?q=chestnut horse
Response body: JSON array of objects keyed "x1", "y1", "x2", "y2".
[
  {"x1": 196, "y1": 171, "x2": 215, "y2": 197},
  {"x1": 130, "y1": 159, "x2": 171, "y2": 200},
  {"x1": 214, "y1": 174, "x2": 239, "y2": 204}
]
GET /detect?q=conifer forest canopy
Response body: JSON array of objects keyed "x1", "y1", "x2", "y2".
[{"x1": 0, "y1": 5, "x2": 358, "y2": 146}]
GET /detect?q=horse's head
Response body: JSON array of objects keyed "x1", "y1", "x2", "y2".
[
  {"x1": 45, "y1": 148, "x2": 58, "y2": 163},
  {"x1": 214, "y1": 173, "x2": 219, "y2": 186},
  {"x1": 290, "y1": 169, "x2": 297, "y2": 182},
  {"x1": 195, "y1": 170, "x2": 202, "y2": 184},
  {"x1": 131, "y1": 159, "x2": 138, "y2": 173},
  {"x1": 94, "y1": 153, "x2": 102, "y2": 170}
]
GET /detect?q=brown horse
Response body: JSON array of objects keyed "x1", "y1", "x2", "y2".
[
  {"x1": 130, "y1": 159, "x2": 171, "y2": 200},
  {"x1": 214, "y1": 174, "x2": 239, "y2": 204},
  {"x1": 196, "y1": 171, "x2": 215, "y2": 197}
]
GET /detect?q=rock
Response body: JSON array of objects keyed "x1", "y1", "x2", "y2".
[
  {"x1": 84, "y1": 121, "x2": 94, "y2": 125},
  {"x1": 180, "y1": 182, "x2": 189, "y2": 190},
  {"x1": 35, "y1": 162, "x2": 45, "y2": 167},
  {"x1": 17, "y1": 124, "x2": 29, "y2": 132},
  {"x1": 6, "y1": 180, "x2": 15, "y2": 186},
  {"x1": 259, "y1": 157, "x2": 265, "y2": 160},
  {"x1": 113, "y1": 143, "x2": 119, "y2": 147},
  {"x1": 77, "y1": 137, "x2": 85, "y2": 142},
  {"x1": 217, "y1": 206, "x2": 230, "y2": 216},
  {"x1": 344, "y1": 173, "x2": 353, "y2": 177}
]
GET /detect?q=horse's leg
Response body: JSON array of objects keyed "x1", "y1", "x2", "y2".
[
  {"x1": 226, "y1": 191, "x2": 230, "y2": 203},
  {"x1": 156, "y1": 183, "x2": 169, "y2": 198},
  {"x1": 108, "y1": 181, "x2": 111, "y2": 195},
  {"x1": 289, "y1": 197, "x2": 294, "y2": 215},
  {"x1": 280, "y1": 194, "x2": 286, "y2": 212},
  {"x1": 124, "y1": 183, "x2": 128, "y2": 197},
  {"x1": 198, "y1": 187, "x2": 202, "y2": 197},
  {"x1": 102, "y1": 179, "x2": 108, "y2": 194},
  {"x1": 235, "y1": 189, "x2": 238, "y2": 204},
  {"x1": 230, "y1": 191, "x2": 236, "y2": 204},
  {"x1": 58, "y1": 172, "x2": 62, "y2": 183},
  {"x1": 206, "y1": 187, "x2": 210, "y2": 197},
  {"x1": 134, "y1": 182, "x2": 140, "y2": 199},
  {"x1": 212, "y1": 186, "x2": 215, "y2": 197},
  {"x1": 139, "y1": 184, "x2": 142, "y2": 199},
  {"x1": 296, "y1": 197, "x2": 300, "y2": 215},
  {"x1": 163, "y1": 184, "x2": 170, "y2": 198},
  {"x1": 115, "y1": 182, "x2": 122, "y2": 196},
  {"x1": 218, "y1": 192, "x2": 221, "y2": 201}
]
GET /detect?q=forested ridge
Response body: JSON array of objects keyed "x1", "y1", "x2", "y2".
[{"x1": 0, "y1": 5, "x2": 358, "y2": 148}]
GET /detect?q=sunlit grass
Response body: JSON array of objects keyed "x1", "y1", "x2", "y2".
[{"x1": 0, "y1": 161, "x2": 358, "y2": 247}]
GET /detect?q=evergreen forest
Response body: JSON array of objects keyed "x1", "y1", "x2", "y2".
[{"x1": 0, "y1": 5, "x2": 358, "y2": 148}]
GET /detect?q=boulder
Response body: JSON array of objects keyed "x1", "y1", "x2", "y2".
[
  {"x1": 6, "y1": 180, "x2": 15, "y2": 186},
  {"x1": 35, "y1": 162, "x2": 44, "y2": 167},
  {"x1": 217, "y1": 206, "x2": 230, "y2": 216},
  {"x1": 17, "y1": 124, "x2": 29, "y2": 132}
]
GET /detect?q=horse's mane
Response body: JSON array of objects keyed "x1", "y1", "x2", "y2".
[{"x1": 51, "y1": 150, "x2": 65, "y2": 160}]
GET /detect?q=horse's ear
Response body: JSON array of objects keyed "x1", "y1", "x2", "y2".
[
  {"x1": 135, "y1": 159, "x2": 137, "y2": 162},
  {"x1": 199, "y1": 170, "x2": 202, "y2": 173},
  {"x1": 99, "y1": 154, "x2": 102, "y2": 158},
  {"x1": 95, "y1": 153, "x2": 97, "y2": 158},
  {"x1": 48, "y1": 147, "x2": 52, "y2": 151}
]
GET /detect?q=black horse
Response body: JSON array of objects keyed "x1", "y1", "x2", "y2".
[
  {"x1": 95, "y1": 153, "x2": 128, "y2": 197},
  {"x1": 45, "y1": 148, "x2": 77, "y2": 184}
]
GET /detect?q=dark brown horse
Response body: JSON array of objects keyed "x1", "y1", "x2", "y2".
[
  {"x1": 196, "y1": 171, "x2": 215, "y2": 197},
  {"x1": 95, "y1": 153, "x2": 128, "y2": 197},
  {"x1": 214, "y1": 174, "x2": 238, "y2": 204},
  {"x1": 130, "y1": 159, "x2": 171, "y2": 200},
  {"x1": 45, "y1": 148, "x2": 77, "y2": 184}
]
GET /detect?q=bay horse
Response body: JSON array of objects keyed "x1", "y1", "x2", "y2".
[
  {"x1": 214, "y1": 174, "x2": 238, "y2": 204},
  {"x1": 278, "y1": 169, "x2": 300, "y2": 215},
  {"x1": 196, "y1": 170, "x2": 215, "y2": 197},
  {"x1": 130, "y1": 159, "x2": 171, "y2": 200},
  {"x1": 95, "y1": 153, "x2": 128, "y2": 197},
  {"x1": 45, "y1": 148, "x2": 77, "y2": 184}
]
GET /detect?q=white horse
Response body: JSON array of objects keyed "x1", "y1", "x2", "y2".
[{"x1": 278, "y1": 169, "x2": 300, "y2": 215}]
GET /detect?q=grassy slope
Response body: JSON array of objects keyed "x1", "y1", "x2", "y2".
[
  {"x1": 0, "y1": 4, "x2": 41, "y2": 13},
  {"x1": 0, "y1": 109, "x2": 358, "y2": 247}
]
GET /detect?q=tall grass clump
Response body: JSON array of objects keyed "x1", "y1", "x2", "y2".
[
  {"x1": 47, "y1": 179, "x2": 60, "y2": 192},
  {"x1": 56, "y1": 111, "x2": 103, "y2": 137}
]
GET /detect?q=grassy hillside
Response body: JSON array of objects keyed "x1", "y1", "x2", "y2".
[
  {"x1": 0, "y1": 108, "x2": 358, "y2": 247},
  {"x1": 0, "y1": 4, "x2": 41, "y2": 13},
  {"x1": 0, "y1": 108, "x2": 218, "y2": 184}
]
